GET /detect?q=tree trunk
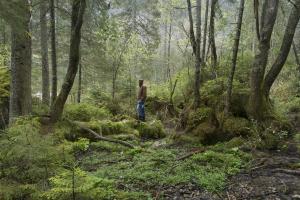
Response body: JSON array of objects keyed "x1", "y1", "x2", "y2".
[
  {"x1": 263, "y1": 0, "x2": 300, "y2": 96},
  {"x1": 9, "y1": 1, "x2": 32, "y2": 122},
  {"x1": 77, "y1": 59, "x2": 82, "y2": 103},
  {"x1": 40, "y1": 0, "x2": 50, "y2": 106},
  {"x1": 201, "y1": 0, "x2": 209, "y2": 64},
  {"x1": 293, "y1": 41, "x2": 300, "y2": 74},
  {"x1": 248, "y1": 0, "x2": 279, "y2": 120},
  {"x1": 209, "y1": 0, "x2": 217, "y2": 70},
  {"x1": 50, "y1": 0, "x2": 58, "y2": 105},
  {"x1": 187, "y1": 0, "x2": 202, "y2": 108},
  {"x1": 50, "y1": 0, "x2": 86, "y2": 122},
  {"x1": 225, "y1": 0, "x2": 245, "y2": 114}
]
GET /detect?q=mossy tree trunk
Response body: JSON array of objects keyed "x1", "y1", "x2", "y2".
[
  {"x1": 225, "y1": 0, "x2": 245, "y2": 115},
  {"x1": 40, "y1": 0, "x2": 50, "y2": 106},
  {"x1": 209, "y1": 0, "x2": 217, "y2": 72},
  {"x1": 249, "y1": 0, "x2": 279, "y2": 120},
  {"x1": 50, "y1": 0, "x2": 86, "y2": 122},
  {"x1": 187, "y1": 0, "x2": 202, "y2": 109},
  {"x1": 50, "y1": 0, "x2": 58, "y2": 105},
  {"x1": 0, "y1": 0, "x2": 32, "y2": 122},
  {"x1": 249, "y1": 0, "x2": 300, "y2": 120}
]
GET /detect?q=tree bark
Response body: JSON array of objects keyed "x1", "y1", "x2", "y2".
[
  {"x1": 249, "y1": 0, "x2": 279, "y2": 120},
  {"x1": 201, "y1": 0, "x2": 209, "y2": 64},
  {"x1": 209, "y1": 0, "x2": 217, "y2": 69},
  {"x1": 293, "y1": 41, "x2": 300, "y2": 74},
  {"x1": 50, "y1": 0, "x2": 58, "y2": 105},
  {"x1": 40, "y1": 0, "x2": 50, "y2": 106},
  {"x1": 263, "y1": 0, "x2": 300, "y2": 96},
  {"x1": 4, "y1": 0, "x2": 32, "y2": 122},
  {"x1": 187, "y1": 0, "x2": 202, "y2": 108},
  {"x1": 225, "y1": 0, "x2": 245, "y2": 114},
  {"x1": 77, "y1": 58, "x2": 82, "y2": 103},
  {"x1": 50, "y1": 0, "x2": 86, "y2": 122}
]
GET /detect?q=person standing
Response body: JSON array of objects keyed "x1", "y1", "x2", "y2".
[{"x1": 137, "y1": 80, "x2": 147, "y2": 121}]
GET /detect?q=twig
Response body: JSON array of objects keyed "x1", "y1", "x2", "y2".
[{"x1": 176, "y1": 148, "x2": 206, "y2": 161}]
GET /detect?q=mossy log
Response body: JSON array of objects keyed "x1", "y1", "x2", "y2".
[{"x1": 66, "y1": 119, "x2": 135, "y2": 148}]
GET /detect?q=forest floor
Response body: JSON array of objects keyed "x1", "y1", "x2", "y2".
[
  {"x1": 157, "y1": 142, "x2": 300, "y2": 200},
  {"x1": 159, "y1": 113, "x2": 300, "y2": 200}
]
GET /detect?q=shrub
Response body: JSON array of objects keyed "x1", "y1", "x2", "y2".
[{"x1": 64, "y1": 103, "x2": 112, "y2": 122}]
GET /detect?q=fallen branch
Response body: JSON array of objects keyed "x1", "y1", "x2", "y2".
[
  {"x1": 66, "y1": 119, "x2": 135, "y2": 149},
  {"x1": 176, "y1": 148, "x2": 206, "y2": 161}
]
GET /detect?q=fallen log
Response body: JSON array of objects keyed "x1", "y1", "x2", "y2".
[{"x1": 66, "y1": 119, "x2": 135, "y2": 149}]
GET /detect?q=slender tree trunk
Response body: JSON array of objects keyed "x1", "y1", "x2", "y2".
[
  {"x1": 225, "y1": 0, "x2": 245, "y2": 114},
  {"x1": 201, "y1": 0, "x2": 209, "y2": 64},
  {"x1": 167, "y1": 15, "x2": 173, "y2": 102},
  {"x1": 9, "y1": 0, "x2": 32, "y2": 122},
  {"x1": 50, "y1": 0, "x2": 86, "y2": 122},
  {"x1": 50, "y1": 0, "x2": 58, "y2": 105},
  {"x1": 40, "y1": 0, "x2": 50, "y2": 105},
  {"x1": 254, "y1": 0, "x2": 260, "y2": 40},
  {"x1": 187, "y1": 0, "x2": 202, "y2": 108},
  {"x1": 263, "y1": 0, "x2": 300, "y2": 96},
  {"x1": 77, "y1": 59, "x2": 82, "y2": 103},
  {"x1": 248, "y1": 0, "x2": 279, "y2": 120},
  {"x1": 293, "y1": 41, "x2": 300, "y2": 74},
  {"x1": 209, "y1": 0, "x2": 217, "y2": 70}
]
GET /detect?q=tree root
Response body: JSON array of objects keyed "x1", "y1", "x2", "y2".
[
  {"x1": 272, "y1": 168, "x2": 300, "y2": 176},
  {"x1": 66, "y1": 119, "x2": 135, "y2": 149}
]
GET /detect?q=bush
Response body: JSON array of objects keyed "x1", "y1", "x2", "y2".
[{"x1": 64, "y1": 103, "x2": 112, "y2": 122}]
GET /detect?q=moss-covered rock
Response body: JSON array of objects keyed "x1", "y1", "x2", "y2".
[
  {"x1": 222, "y1": 117, "x2": 252, "y2": 137},
  {"x1": 187, "y1": 107, "x2": 214, "y2": 131},
  {"x1": 64, "y1": 103, "x2": 112, "y2": 122},
  {"x1": 191, "y1": 122, "x2": 218, "y2": 144},
  {"x1": 137, "y1": 120, "x2": 166, "y2": 139}
]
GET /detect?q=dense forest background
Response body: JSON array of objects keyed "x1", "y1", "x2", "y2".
[{"x1": 0, "y1": 0, "x2": 299, "y2": 199}]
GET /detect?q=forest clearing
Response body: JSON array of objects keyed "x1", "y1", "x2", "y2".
[{"x1": 0, "y1": 0, "x2": 300, "y2": 199}]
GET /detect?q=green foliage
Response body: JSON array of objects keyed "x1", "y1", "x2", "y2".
[
  {"x1": 93, "y1": 147, "x2": 250, "y2": 193},
  {"x1": 137, "y1": 120, "x2": 166, "y2": 139},
  {"x1": 0, "y1": 118, "x2": 66, "y2": 199},
  {"x1": 41, "y1": 168, "x2": 148, "y2": 200},
  {"x1": 64, "y1": 103, "x2": 112, "y2": 122}
]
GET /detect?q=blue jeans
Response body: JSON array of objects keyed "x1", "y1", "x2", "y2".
[{"x1": 137, "y1": 100, "x2": 145, "y2": 121}]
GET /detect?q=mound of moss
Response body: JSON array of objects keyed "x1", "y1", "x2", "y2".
[
  {"x1": 137, "y1": 120, "x2": 166, "y2": 139},
  {"x1": 64, "y1": 103, "x2": 112, "y2": 122}
]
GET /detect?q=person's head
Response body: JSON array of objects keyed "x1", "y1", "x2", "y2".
[{"x1": 139, "y1": 80, "x2": 144, "y2": 87}]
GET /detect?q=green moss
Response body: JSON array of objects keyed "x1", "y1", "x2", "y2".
[
  {"x1": 187, "y1": 107, "x2": 214, "y2": 130},
  {"x1": 222, "y1": 117, "x2": 252, "y2": 137},
  {"x1": 64, "y1": 103, "x2": 112, "y2": 122},
  {"x1": 191, "y1": 122, "x2": 218, "y2": 144},
  {"x1": 137, "y1": 120, "x2": 166, "y2": 139},
  {"x1": 87, "y1": 119, "x2": 138, "y2": 136}
]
